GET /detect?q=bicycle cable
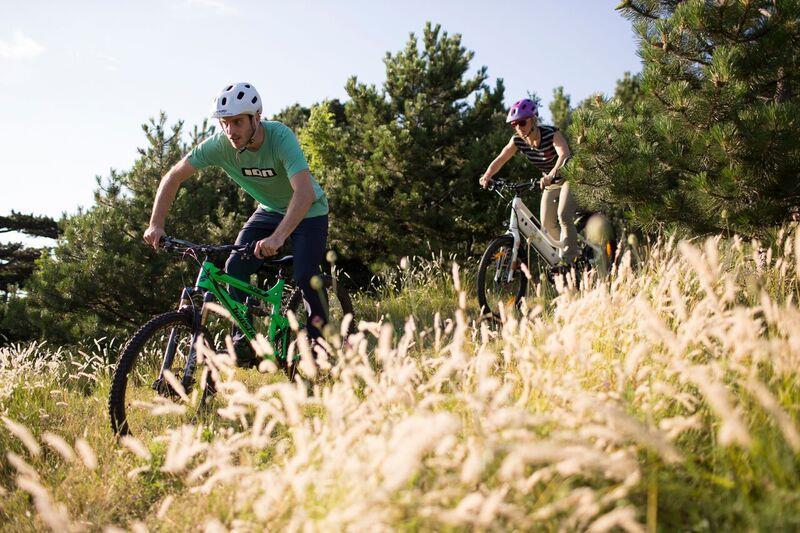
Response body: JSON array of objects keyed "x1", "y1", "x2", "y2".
[{"x1": 176, "y1": 246, "x2": 204, "y2": 322}]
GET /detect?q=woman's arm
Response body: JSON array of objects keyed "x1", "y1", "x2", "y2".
[
  {"x1": 479, "y1": 138, "x2": 518, "y2": 188},
  {"x1": 541, "y1": 131, "x2": 571, "y2": 187}
]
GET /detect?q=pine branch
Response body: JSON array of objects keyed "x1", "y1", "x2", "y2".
[
  {"x1": 620, "y1": 1, "x2": 660, "y2": 20},
  {"x1": 0, "y1": 212, "x2": 59, "y2": 238},
  {"x1": 774, "y1": 66, "x2": 789, "y2": 103}
]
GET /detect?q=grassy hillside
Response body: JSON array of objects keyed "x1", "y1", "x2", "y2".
[{"x1": 2, "y1": 229, "x2": 800, "y2": 531}]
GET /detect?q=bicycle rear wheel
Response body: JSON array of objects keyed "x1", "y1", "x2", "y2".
[
  {"x1": 284, "y1": 274, "x2": 355, "y2": 370},
  {"x1": 287, "y1": 274, "x2": 354, "y2": 335},
  {"x1": 578, "y1": 212, "x2": 616, "y2": 277},
  {"x1": 477, "y1": 235, "x2": 528, "y2": 319},
  {"x1": 109, "y1": 309, "x2": 214, "y2": 436}
]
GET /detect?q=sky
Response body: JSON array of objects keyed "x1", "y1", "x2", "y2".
[{"x1": 0, "y1": 0, "x2": 642, "y2": 243}]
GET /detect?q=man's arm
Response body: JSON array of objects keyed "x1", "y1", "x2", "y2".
[
  {"x1": 143, "y1": 156, "x2": 197, "y2": 248},
  {"x1": 254, "y1": 169, "x2": 317, "y2": 259}
]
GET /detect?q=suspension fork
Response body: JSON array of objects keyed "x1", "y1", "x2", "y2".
[
  {"x1": 155, "y1": 288, "x2": 211, "y2": 392},
  {"x1": 156, "y1": 287, "x2": 196, "y2": 382},
  {"x1": 181, "y1": 291, "x2": 215, "y2": 390},
  {"x1": 179, "y1": 263, "x2": 216, "y2": 387}
]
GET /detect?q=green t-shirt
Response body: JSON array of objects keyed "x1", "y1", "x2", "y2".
[{"x1": 187, "y1": 120, "x2": 328, "y2": 218}]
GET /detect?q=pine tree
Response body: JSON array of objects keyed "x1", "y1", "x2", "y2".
[
  {"x1": 0, "y1": 244, "x2": 41, "y2": 296},
  {"x1": 569, "y1": 0, "x2": 800, "y2": 236},
  {"x1": 0, "y1": 212, "x2": 60, "y2": 342},
  {"x1": 0, "y1": 212, "x2": 59, "y2": 239},
  {"x1": 300, "y1": 22, "x2": 509, "y2": 271},
  {"x1": 271, "y1": 103, "x2": 311, "y2": 131},
  {"x1": 614, "y1": 71, "x2": 643, "y2": 111},
  {"x1": 0, "y1": 212, "x2": 60, "y2": 295},
  {"x1": 549, "y1": 86, "x2": 573, "y2": 133},
  {"x1": 0, "y1": 212, "x2": 60, "y2": 298}
]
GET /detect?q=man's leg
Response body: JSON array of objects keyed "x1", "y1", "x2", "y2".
[
  {"x1": 224, "y1": 208, "x2": 282, "y2": 365},
  {"x1": 288, "y1": 214, "x2": 329, "y2": 342},
  {"x1": 557, "y1": 181, "x2": 579, "y2": 263}
]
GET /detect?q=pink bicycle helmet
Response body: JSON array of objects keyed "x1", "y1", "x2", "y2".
[{"x1": 506, "y1": 98, "x2": 538, "y2": 123}]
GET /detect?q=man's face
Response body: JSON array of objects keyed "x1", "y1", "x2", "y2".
[{"x1": 219, "y1": 113, "x2": 255, "y2": 149}]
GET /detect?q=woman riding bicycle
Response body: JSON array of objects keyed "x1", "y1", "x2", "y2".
[{"x1": 479, "y1": 98, "x2": 578, "y2": 265}]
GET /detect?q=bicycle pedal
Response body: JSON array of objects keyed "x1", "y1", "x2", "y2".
[
  {"x1": 234, "y1": 354, "x2": 257, "y2": 368},
  {"x1": 151, "y1": 377, "x2": 165, "y2": 393}
]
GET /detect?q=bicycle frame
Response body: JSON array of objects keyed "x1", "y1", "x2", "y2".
[
  {"x1": 503, "y1": 184, "x2": 603, "y2": 282},
  {"x1": 198, "y1": 261, "x2": 288, "y2": 338},
  {"x1": 176, "y1": 259, "x2": 291, "y2": 368}
]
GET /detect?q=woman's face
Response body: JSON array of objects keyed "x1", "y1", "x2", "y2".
[{"x1": 511, "y1": 116, "x2": 535, "y2": 136}]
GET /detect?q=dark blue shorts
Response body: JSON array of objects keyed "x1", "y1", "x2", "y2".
[{"x1": 225, "y1": 207, "x2": 329, "y2": 338}]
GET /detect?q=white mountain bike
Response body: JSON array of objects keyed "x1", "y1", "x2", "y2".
[{"x1": 477, "y1": 178, "x2": 615, "y2": 318}]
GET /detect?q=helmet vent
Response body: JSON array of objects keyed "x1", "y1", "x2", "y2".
[{"x1": 211, "y1": 84, "x2": 261, "y2": 118}]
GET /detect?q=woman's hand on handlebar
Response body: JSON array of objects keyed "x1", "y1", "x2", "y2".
[{"x1": 479, "y1": 175, "x2": 494, "y2": 189}]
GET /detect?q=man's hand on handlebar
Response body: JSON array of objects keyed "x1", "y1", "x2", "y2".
[
  {"x1": 479, "y1": 175, "x2": 494, "y2": 189},
  {"x1": 143, "y1": 225, "x2": 165, "y2": 250},
  {"x1": 254, "y1": 234, "x2": 286, "y2": 259}
]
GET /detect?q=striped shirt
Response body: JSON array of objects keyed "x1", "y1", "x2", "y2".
[{"x1": 512, "y1": 125, "x2": 563, "y2": 176}]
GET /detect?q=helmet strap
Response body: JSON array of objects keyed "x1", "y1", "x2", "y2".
[{"x1": 237, "y1": 115, "x2": 259, "y2": 154}]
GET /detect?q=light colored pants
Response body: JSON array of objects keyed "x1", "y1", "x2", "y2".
[{"x1": 540, "y1": 180, "x2": 579, "y2": 262}]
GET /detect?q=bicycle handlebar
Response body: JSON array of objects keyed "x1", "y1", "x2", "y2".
[
  {"x1": 487, "y1": 178, "x2": 536, "y2": 194},
  {"x1": 160, "y1": 236, "x2": 254, "y2": 258}
]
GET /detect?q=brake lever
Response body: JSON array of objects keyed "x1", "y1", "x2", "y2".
[
  {"x1": 159, "y1": 237, "x2": 177, "y2": 253},
  {"x1": 488, "y1": 179, "x2": 505, "y2": 192},
  {"x1": 239, "y1": 241, "x2": 257, "y2": 260}
]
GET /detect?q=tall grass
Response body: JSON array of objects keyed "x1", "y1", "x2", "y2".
[{"x1": 2, "y1": 229, "x2": 800, "y2": 531}]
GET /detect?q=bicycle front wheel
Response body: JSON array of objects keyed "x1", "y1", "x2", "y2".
[
  {"x1": 109, "y1": 309, "x2": 213, "y2": 436},
  {"x1": 477, "y1": 235, "x2": 528, "y2": 319}
]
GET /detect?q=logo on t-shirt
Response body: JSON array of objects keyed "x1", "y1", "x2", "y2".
[{"x1": 242, "y1": 167, "x2": 276, "y2": 178}]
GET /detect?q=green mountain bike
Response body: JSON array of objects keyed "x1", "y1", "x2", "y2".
[{"x1": 108, "y1": 236, "x2": 354, "y2": 436}]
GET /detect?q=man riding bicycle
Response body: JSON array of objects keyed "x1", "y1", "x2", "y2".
[
  {"x1": 479, "y1": 97, "x2": 579, "y2": 266},
  {"x1": 143, "y1": 82, "x2": 329, "y2": 367}
]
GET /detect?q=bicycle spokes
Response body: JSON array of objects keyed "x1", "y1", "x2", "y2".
[{"x1": 479, "y1": 237, "x2": 527, "y2": 317}]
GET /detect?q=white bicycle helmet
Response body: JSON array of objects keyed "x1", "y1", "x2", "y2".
[{"x1": 210, "y1": 82, "x2": 262, "y2": 118}]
